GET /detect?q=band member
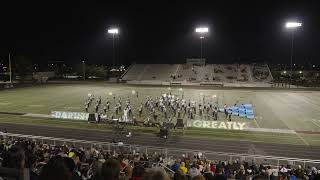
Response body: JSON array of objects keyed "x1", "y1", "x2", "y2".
[
  {"x1": 95, "y1": 104, "x2": 99, "y2": 113},
  {"x1": 118, "y1": 102, "x2": 122, "y2": 111},
  {"x1": 103, "y1": 105, "x2": 107, "y2": 113},
  {"x1": 128, "y1": 106, "x2": 132, "y2": 117},
  {"x1": 85, "y1": 104, "x2": 88, "y2": 112},
  {"x1": 97, "y1": 96, "x2": 101, "y2": 105},
  {"x1": 212, "y1": 110, "x2": 216, "y2": 120},
  {"x1": 123, "y1": 108, "x2": 128, "y2": 122},
  {"x1": 214, "y1": 108, "x2": 218, "y2": 120},
  {"x1": 106, "y1": 102, "x2": 110, "y2": 111},
  {"x1": 115, "y1": 106, "x2": 119, "y2": 115},
  {"x1": 139, "y1": 105, "x2": 143, "y2": 117},
  {"x1": 164, "y1": 107, "x2": 167, "y2": 118},
  {"x1": 224, "y1": 104, "x2": 228, "y2": 119}
]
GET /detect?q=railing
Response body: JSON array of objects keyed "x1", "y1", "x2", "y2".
[{"x1": 1, "y1": 132, "x2": 320, "y2": 168}]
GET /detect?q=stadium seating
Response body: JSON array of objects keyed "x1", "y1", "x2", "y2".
[
  {"x1": 122, "y1": 64, "x2": 179, "y2": 81},
  {"x1": 122, "y1": 63, "x2": 273, "y2": 86},
  {"x1": 251, "y1": 63, "x2": 274, "y2": 82},
  {"x1": 121, "y1": 64, "x2": 146, "y2": 80}
]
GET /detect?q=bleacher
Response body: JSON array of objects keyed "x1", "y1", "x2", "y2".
[
  {"x1": 121, "y1": 64, "x2": 146, "y2": 81},
  {"x1": 213, "y1": 64, "x2": 238, "y2": 82},
  {"x1": 122, "y1": 64, "x2": 179, "y2": 81},
  {"x1": 122, "y1": 63, "x2": 273, "y2": 86},
  {"x1": 139, "y1": 64, "x2": 179, "y2": 81},
  {"x1": 251, "y1": 63, "x2": 273, "y2": 82}
]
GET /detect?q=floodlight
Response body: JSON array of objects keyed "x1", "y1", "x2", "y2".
[
  {"x1": 283, "y1": 71, "x2": 287, "y2": 74},
  {"x1": 200, "y1": 36, "x2": 204, "y2": 39},
  {"x1": 108, "y1": 28, "x2": 119, "y2": 34},
  {"x1": 299, "y1": 71, "x2": 302, "y2": 74},
  {"x1": 195, "y1": 27, "x2": 209, "y2": 33},
  {"x1": 285, "y1": 22, "x2": 302, "y2": 28}
]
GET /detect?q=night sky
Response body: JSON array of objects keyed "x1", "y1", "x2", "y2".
[{"x1": 0, "y1": 0, "x2": 319, "y2": 65}]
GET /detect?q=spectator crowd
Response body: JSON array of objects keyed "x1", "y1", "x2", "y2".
[{"x1": 0, "y1": 137, "x2": 320, "y2": 180}]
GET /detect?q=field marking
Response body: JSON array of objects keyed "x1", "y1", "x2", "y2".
[
  {"x1": 0, "y1": 102, "x2": 11, "y2": 105},
  {"x1": 310, "y1": 139, "x2": 320, "y2": 142},
  {"x1": 64, "y1": 106, "x2": 81, "y2": 110},
  {"x1": 27, "y1": 105, "x2": 45, "y2": 107},
  {"x1": 253, "y1": 116, "x2": 261, "y2": 128},
  {"x1": 295, "y1": 132, "x2": 309, "y2": 146},
  {"x1": 311, "y1": 119, "x2": 320, "y2": 128}
]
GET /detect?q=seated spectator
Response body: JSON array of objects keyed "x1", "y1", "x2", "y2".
[
  {"x1": 63, "y1": 157, "x2": 81, "y2": 180},
  {"x1": 294, "y1": 165, "x2": 305, "y2": 179},
  {"x1": 38, "y1": 155, "x2": 71, "y2": 180},
  {"x1": 1, "y1": 146, "x2": 25, "y2": 170},
  {"x1": 235, "y1": 165, "x2": 247, "y2": 180},
  {"x1": 178, "y1": 162, "x2": 188, "y2": 175},
  {"x1": 192, "y1": 175, "x2": 206, "y2": 180},
  {"x1": 171, "y1": 160, "x2": 181, "y2": 172},
  {"x1": 214, "y1": 167, "x2": 227, "y2": 180},
  {"x1": 210, "y1": 163, "x2": 216, "y2": 175},
  {"x1": 130, "y1": 165, "x2": 145, "y2": 180},
  {"x1": 100, "y1": 158, "x2": 121, "y2": 180},
  {"x1": 189, "y1": 164, "x2": 200, "y2": 178},
  {"x1": 141, "y1": 168, "x2": 170, "y2": 180},
  {"x1": 251, "y1": 174, "x2": 269, "y2": 180},
  {"x1": 173, "y1": 170, "x2": 188, "y2": 180},
  {"x1": 313, "y1": 174, "x2": 320, "y2": 180}
]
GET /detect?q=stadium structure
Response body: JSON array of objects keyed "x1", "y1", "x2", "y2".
[
  {"x1": 121, "y1": 59, "x2": 273, "y2": 87},
  {"x1": 1, "y1": 61, "x2": 320, "y2": 179}
]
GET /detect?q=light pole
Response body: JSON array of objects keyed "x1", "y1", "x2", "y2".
[
  {"x1": 8, "y1": 52, "x2": 12, "y2": 84},
  {"x1": 82, "y1": 60, "x2": 86, "y2": 80},
  {"x1": 285, "y1": 22, "x2": 302, "y2": 88},
  {"x1": 200, "y1": 36, "x2": 204, "y2": 60},
  {"x1": 195, "y1": 27, "x2": 209, "y2": 60},
  {"x1": 108, "y1": 28, "x2": 119, "y2": 67}
]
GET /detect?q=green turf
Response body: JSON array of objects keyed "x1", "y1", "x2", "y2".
[{"x1": 0, "y1": 83, "x2": 320, "y2": 146}]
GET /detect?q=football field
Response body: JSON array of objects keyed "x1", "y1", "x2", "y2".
[{"x1": 0, "y1": 83, "x2": 320, "y2": 146}]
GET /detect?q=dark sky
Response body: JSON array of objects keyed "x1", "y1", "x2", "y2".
[{"x1": 0, "y1": 0, "x2": 319, "y2": 65}]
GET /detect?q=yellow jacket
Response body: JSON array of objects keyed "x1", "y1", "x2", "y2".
[{"x1": 179, "y1": 165, "x2": 188, "y2": 174}]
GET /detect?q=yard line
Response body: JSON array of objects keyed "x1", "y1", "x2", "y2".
[
  {"x1": 295, "y1": 132, "x2": 309, "y2": 146},
  {"x1": 27, "y1": 105, "x2": 45, "y2": 107},
  {"x1": 311, "y1": 119, "x2": 320, "y2": 128},
  {"x1": 310, "y1": 139, "x2": 320, "y2": 142},
  {"x1": 0, "y1": 102, "x2": 11, "y2": 105},
  {"x1": 253, "y1": 117, "x2": 261, "y2": 128}
]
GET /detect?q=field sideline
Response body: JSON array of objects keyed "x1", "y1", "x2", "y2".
[{"x1": 0, "y1": 83, "x2": 320, "y2": 146}]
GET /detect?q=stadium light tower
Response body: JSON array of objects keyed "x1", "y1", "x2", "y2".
[
  {"x1": 195, "y1": 27, "x2": 209, "y2": 60},
  {"x1": 108, "y1": 28, "x2": 119, "y2": 67},
  {"x1": 82, "y1": 60, "x2": 86, "y2": 80},
  {"x1": 285, "y1": 21, "x2": 302, "y2": 88}
]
